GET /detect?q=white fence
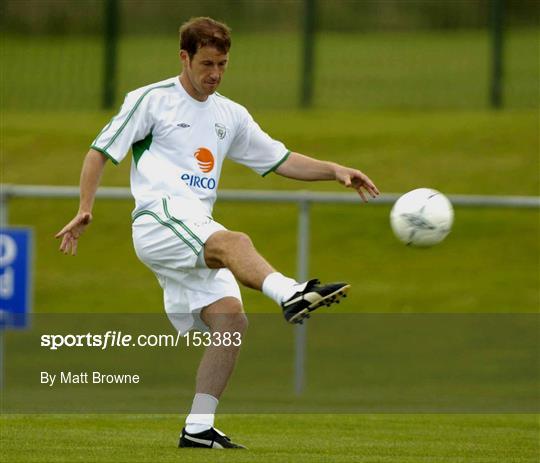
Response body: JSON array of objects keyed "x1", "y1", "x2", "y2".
[{"x1": 1, "y1": 184, "x2": 539, "y2": 394}]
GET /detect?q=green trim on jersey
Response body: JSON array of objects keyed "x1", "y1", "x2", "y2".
[
  {"x1": 91, "y1": 93, "x2": 128, "y2": 145},
  {"x1": 92, "y1": 119, "x2": 114, "y2": 146},
  {"x1": 103, "y1": 82, "x2": 175, "y2": 152},
  {"x1": 132, "y1": 210, "x2": 200, "y2": 255},
  {"x1": 132, "y1": 132, "x2": 153, "y2": 167},
  {"x1": 262, "y1": 151, "x2": 291, "y2": 177},
  {"x1": 90, "y1": 145, "x2": 119, "y2": 165},
  {"x1": 162, "y1": 198, "x2": 205, "y2": 246}
]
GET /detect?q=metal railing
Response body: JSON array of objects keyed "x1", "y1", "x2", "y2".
[{"x1": 1, "y1": 184, "x2": 539, "y2": 394}]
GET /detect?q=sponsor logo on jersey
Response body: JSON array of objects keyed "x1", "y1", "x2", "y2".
[
  {"x1": 177, "y1": 122, "x2": 191, "y2": 128},
  {"x1": 181, "y1": 148, "x2": 216, "y2": 190},
  {"x1": 215, "y1": 123, "x2": 227, "y2": 139},
  {"x1": 194, "y1": 147, "x2": 215, "y2": 173},
  {"x1": 180, "y1": 173, "x2": 216, "y2": 190}
]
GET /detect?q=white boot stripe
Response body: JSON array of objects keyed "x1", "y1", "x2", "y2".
[{"x1": 184, "y1": 435, "x2": 214, "y2": 446}]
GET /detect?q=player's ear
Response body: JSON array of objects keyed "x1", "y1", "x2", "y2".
[{"x1": 180, "y1": 49, "x2": 189, "y2": 66}]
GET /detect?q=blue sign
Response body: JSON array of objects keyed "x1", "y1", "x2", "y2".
[{"x1": 0, "y1": 228, "x2": 33, "y2": 329}]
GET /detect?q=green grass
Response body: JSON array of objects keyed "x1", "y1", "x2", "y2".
[
  {"x1": 3, "y1": 109, "x2": 538, "y2": 195},
  {"x1": 1, "y1": 414, "x2": 538, "y2": 462},
  {"x1": 1, "y1": 104, "x2": 539, "y2": 460},
  {"x1": 2, "y1": 29, "x2": 538, "y2": 110},
  {"x1": 2, "y1": 109, "x2": 538, "y2": 312},
  {"x1": 5, "y1": 200, "x2": 538, "y2": 313}
]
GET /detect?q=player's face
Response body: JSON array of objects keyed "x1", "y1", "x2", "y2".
[{"x1": 180, "y1": 46, "x2": 228, "y2": 100}]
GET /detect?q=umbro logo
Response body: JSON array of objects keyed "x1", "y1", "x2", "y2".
[{"x1": 177, "y1": 123, "x2": 191, "y2": 128}]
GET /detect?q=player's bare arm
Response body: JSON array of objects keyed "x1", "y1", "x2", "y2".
[
  {"x1": 275, "y1": 152, "x2": 380, "y2": 202},
  {"x1": 55, "y1": 148, "x2": 108, "y2": 255}
]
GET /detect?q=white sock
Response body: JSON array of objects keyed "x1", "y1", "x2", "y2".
[
  {"x1": 185, "y1": 393, "x2": 218, "y2": 434},
  {"x1": 262, "y1": 272, "x2": 306, "y2": 306}
]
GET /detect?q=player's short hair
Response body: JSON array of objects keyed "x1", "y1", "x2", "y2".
[{"x1": 179, "y1": 17, "x2": 231, "y2": 59}]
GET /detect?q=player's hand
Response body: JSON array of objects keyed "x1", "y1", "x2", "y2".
[
  {"x1": 55, "y1": 212, "x2": 93, "y2": 256},
  {"x1": 336, "y1": 167, "x2": 380, "y2": 202}
]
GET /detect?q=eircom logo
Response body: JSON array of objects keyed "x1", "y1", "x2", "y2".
[
  {"x1": 194, "y1": 148, "x2": 214, "y2": 173},
  {"x1": 181, "y1": 147, "x2": 217, "y2": 190},
  {"x1": 181, "y1": 173, "x2": 216, "y2": 190}
]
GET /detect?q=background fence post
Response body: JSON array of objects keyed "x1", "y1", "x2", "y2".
[
  {"x1": 490, "y1": 0, "x2": 504, "y2": 109},
  {"x1": 295, "y1": 198, "x2": 310, "y2": 395},
  {"x1": 300, "y1": 0, "x2": 316, "y2": 108},
  {"x1": 0, "y1": 189, "x2": 7, "y2": 389},
  {"x1": 103, "y1": 0, "x2": 119, "y2": 110},
  {"x1": 0, "y1": 189, "x2": 8, "y2": 228}
]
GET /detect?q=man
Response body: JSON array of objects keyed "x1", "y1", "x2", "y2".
[{"x1": 56, "y1": 17, "x2": 379, "y2": 449}]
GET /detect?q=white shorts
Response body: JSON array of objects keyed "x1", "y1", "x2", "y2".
[{"x1": 132, "y1": 200, "x2": 242, "y2": 335}]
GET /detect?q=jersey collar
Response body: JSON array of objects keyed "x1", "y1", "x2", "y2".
[{"x1": 175, "y1": 76, "x2": 212, "y2": 108}]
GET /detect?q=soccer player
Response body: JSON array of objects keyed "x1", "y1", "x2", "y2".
[{"x1": 56, "y1": 17, "x2": 379, "y2": 449}]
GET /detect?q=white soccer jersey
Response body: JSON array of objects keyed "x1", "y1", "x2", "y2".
[{"x1": 92, "y1": 76, "x2": 290, "y2": 218}]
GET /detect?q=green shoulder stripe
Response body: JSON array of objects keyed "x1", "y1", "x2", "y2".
[
  {"x1": 262, "y1": 151, "x2": 291, "y2": 177},
  {"x1": 92, "y1": 92, "x2": 128, "y2": 145},
  {"x1": 103, "y1": 82, "x2": 174, "y2": 151}
]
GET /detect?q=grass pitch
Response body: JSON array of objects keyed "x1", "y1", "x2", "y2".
[
  {"x1": 2, "y1": 109, "x2": 538, "y2": 313},
  {"x1": 2, "y1": 414, "x2": 538, "y2": 462},
  {"x1": 1, "y1": 101, "x2": 538, "y2": 461}
]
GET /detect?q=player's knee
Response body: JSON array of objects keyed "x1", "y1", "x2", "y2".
[
  {"x1": 211, "y1": 312, "x2": 248, "y2": 336},
  {"x1": 221, "y1": 302, "x2": 248, "y2": 334},
  {"x1": 202, "y1": 298, "x2": 248, "y2": 334},
  {"x1": 227, "y1": 231, "x2": 253, "y2": 250},
  {"x1": 206, "y1": 230, "x2": 252, "y2": 251},
  {"x1": 205, "y1": 231, "x2": 253, "y2": 267}
]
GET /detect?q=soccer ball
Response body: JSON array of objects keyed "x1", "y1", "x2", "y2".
[{"x1": 390, "y1": 188, "x2": 454, "y2": 247}]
